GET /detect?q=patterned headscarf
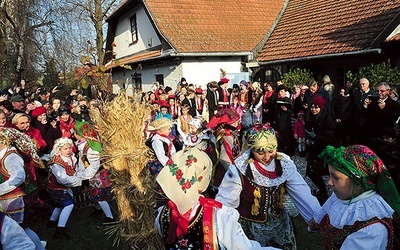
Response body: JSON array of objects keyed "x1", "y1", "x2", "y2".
[
  {"x1": 244, "y1": 124, "x2": 278, "y2": 152},
  {"x1": 156, "y1": 147, "x2": 212, "y2": 214},
  {"x1": 319, "y1": 145, "x2": 400, "y2": 216},
  {"x1": 74, "y1": 121, "x2": 102, "y2": 152},
  {"x1": 0, "y1": 127, "x2": 44, "y2": 169}
]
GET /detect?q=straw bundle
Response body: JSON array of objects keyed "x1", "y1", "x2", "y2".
[{"x1": 91, "y1": 90, "x2": 163, "y2": 249}]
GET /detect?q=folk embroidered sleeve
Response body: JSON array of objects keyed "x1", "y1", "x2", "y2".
[{"x1": 0, "y1": 153, "x2": 25, "y2": 196}]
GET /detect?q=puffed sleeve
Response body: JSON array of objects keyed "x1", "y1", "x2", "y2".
[
  {"x1": 50, "y1": 164, "x2": 82, "y2": 187},
  {"x1": 0, "y1": 153, "x2": 25, "y2": 196},
  {"x1": 215, "y1": 206, "x2": 280, "y2": 250},
  {"x1": 215, "y1": 165, "x2": 242, "y2": 208},
  {"x1": 340, "y1": 223, "x2": 388, "y2": 250},
  {"x1": 1, "y1": 214, "x2": 35, "y2": 249},
  {"x1": 152, "y1": 138, "x2": 170, "y2": 166},
  {"x1": 284, "y1": 162, "x2": 321, "y2": 223},
  {"x1": 76, "y1": 148, "x2": 101, "y2": 180}
]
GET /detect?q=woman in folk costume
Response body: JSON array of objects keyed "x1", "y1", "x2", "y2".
[
  {"x1": 206, "y1": 107, "x2": 241, "y2": 187},
  {"x1": 155, "y1": 147, "x2": 279, "y2": 250},
  {"x1": 0, "y1": 127, "x2": 47, "y2": 249},
  {"x1": 216, "y1": 124, "x2": 320, "y2": 249},
  {"x1": 74, "y1": 120, "x2": 114, "y2": 223},
  {"x1": 46, "y1": 138, "x2": 99, "y2": 239},
  {"x1": 310, "y1": 145, "x2": 400, "y2": 249}
]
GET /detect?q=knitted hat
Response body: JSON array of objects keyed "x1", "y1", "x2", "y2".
[
  {"x1": 31, "y1": 107, "x2": 46, "y2": 118},
  {"x1": 319, "y1": 145, "x2": 400, "y2": 216},
  {"x1": 74, "y1": 120, "x2": 102, "y2": 152},
  {"x1": 244, "y1": 123, "x2": 278, "y2": 152},
  {"x1": 311, "y1": 96, "x2": 326, "y2": 109},
  {"x1": 298, "y1": 110, "x2": 305, "y2": 117},
  {"x1": 156, "y1": 147, "x2": 212, "y2": 214}
]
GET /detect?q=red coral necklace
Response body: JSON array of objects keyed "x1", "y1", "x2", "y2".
[{"x1": 253, "y1": 160, "x2": 278, "y2": 179}]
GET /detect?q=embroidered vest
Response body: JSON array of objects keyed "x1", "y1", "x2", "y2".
[
  {"x1": 161, "y1": 205, "x2": 205, "y2": 249},
  {"x1": 179, "y1": 115, "x2": 191, "y2": 134},
  {"x1": 321, "y1": 215, "x2": 394, "y2": 250},
  {"x1": 237, "y1": 171, "x2": 285, "y2": 223},
  {"x1": 47, "y1": 155, "x2": 76, "y2": 190},
  {"x1": 0, "y1": 150, "x2": 26, "y2": 200}
]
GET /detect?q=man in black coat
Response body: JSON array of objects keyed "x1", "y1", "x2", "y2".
[
  {"x1": 206, "y1": 81, "x2": 219, "y2": 120},
  {"x1": 360, "y1": 82, "x2": 400, "y2": 149}
]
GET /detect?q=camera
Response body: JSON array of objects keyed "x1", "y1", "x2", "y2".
[
  {"x1": 80, "y1": 105, "x2": 89, "y2": 114},
  {"x1": 47, "y1": 111, "x2": 58, "y2": 122},
  {"x1": 368, "y1": 94, "x2": 380, "y2": 102}
]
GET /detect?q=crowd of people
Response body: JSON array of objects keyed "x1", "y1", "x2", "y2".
[
  {"x1": 0, "y1": 74, "x2": 399, "y2": 249},
  {"x1": 144, "y1": 76, "x2": 400, "y2": 249},
  {"x1": 0, "y1": 80, "x2": 111, "y2": 249}
]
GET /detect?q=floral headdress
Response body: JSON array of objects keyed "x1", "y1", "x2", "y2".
[
  {"x1": 319, "y1": 145, "x2": 400, "y2": 216},
  {"x1": 0, "y1": 127, "x2": 44, "y2": 169},
  {"x1": 50, "y1": 138, "x2": 74, "y2": 158},
  {"x1": 244, "y1": 124, "x2": 277, "y2": 152},
  {"x1": 188, "y1": 117, "x2": 205, "y2": 130},
  {"x1": 74, "y1": 120, "x2": 102, "y2": 152}
]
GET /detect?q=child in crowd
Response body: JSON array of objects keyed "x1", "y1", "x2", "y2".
[
  {"x1": 310, "y1": 145, "x2": 400, "y2": 249},
  {"x1": 146, "y1": 117, "x2": 176, "y2": 206},
  {"x1": 46, "y1": 138, "x2": 98, "y2": 239},
  {"x1": 74, "y1": 121, "x2": 114, "y2": 223},
  {"x1": 293, "y1": 110, "x2": 307, "y2": 157}
]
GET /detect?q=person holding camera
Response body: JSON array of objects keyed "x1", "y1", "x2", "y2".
[{"x1": 360, "y1": 82, "x2": 400, "y2": 149}]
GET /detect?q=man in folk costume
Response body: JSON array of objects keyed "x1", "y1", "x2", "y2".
[
  {"x1": 0, "y1": 127, "x2": 47, "y2": 249},
  {"x1": 74, "y1": 121, "x2": 114, "y2": 223},
  {"x1": 239, "y1": 80, "x2": 251, "y2": 110},
  {"x1": 217, "y1": 78, "x2": 230, "y2": 109},
  {"x1": 155, "y1": 147, "x2": 278, "y2": 250}
]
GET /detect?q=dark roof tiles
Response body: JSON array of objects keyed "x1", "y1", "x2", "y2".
[{"x1": 258, "y1": 0, "x2": 400, "y2": 62}]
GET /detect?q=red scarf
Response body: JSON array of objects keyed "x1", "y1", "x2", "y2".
[
  {"x1": 156, "y1": 132, "x2": 173, "y2": 158},
  {"x1": 263, "y1": 90, "x2": 274, "y2": 104},
  {"x1": 59, "y1": 117, "x2": 76, "y2": 138}
]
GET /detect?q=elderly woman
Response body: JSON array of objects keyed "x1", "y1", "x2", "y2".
[
  {"x1": 310, "y1": 145, "x2": 400, "y2": 249},
  {"x1": 216, "y1": 124, "x2": 320, "y2": 249}
]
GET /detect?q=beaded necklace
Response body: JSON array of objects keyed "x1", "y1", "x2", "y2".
[{"x1": 253, "y1": 160, "x2": 278, "y2": 179}]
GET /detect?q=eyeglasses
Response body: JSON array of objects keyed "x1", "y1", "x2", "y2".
[
  {"x1": 376, "y1": 89, "x2": 388, "y2": 92},
  {"x1": 310, "y1": 105, "x2": 320, "y2": 109}
]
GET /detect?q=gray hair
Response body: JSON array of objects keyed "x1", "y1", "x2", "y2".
[{"x1": 376, "y1": 82, "x2": 391, "y2": 90}]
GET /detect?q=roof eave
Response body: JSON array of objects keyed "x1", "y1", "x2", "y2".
[
  {"x1": 258, "y1": 48, "x2": 382, "y2": 66},
  {"x1": 370, "y1": 12, "x2": 400, "y2": 48}
]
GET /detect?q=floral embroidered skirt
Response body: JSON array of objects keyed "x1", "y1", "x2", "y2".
[{"x1": 89, "y1": 169, "x2": 113, "y2": 202}]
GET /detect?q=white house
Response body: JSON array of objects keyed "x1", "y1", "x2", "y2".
[{"x1": 104, "y1": 0, "x2": 287, "y2": 95}]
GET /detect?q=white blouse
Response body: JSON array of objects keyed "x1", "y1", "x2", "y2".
[
  {"x1": 216, "y1": 150, "x2": 320, "y2": 223},
  {"x1": 313, "y1": 191, "x2": 394, "y2": 250}
]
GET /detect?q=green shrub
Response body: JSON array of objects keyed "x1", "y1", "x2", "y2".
[
  {"x1": 346, "y1": 60, "x2": 400, "y2": 88},
  {"x1": 282, "y1": 68, "x2": 314, "y2": 90}
]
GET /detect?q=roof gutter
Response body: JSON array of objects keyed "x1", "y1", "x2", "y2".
[
  {"x1": 168, "y1": 51, "x2": 252, "y2": 57},
  {"x1": 258, "y1": 48, "x2": 382, "y2": 66}
]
